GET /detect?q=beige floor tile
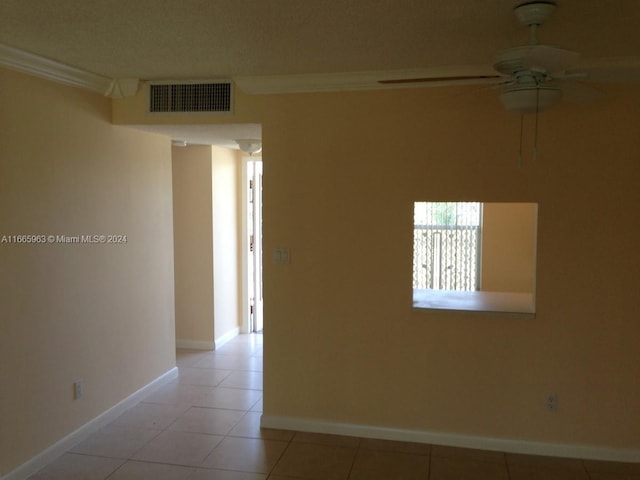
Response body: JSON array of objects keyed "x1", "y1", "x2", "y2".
[
  {"x1": 508, "y1": 465, "x2": 589, "y2": 480},
  {"x1": 70, "y1": 424, "x2": 162, "y2": 458},
  {"x1": 132, "y1": 430, "x2": 223, "y2": 466},
  {"x1": 214, "y1": 342, "x2": 262, "y2": 357},
  {"x1": 349, "y1": 449, "x2": 429, "y2": 480},
  {"x1": 506, "y1": 453, "x2": 585, "y2": 470},
  {"x1": 588, "y1": 474, "x2": 640, "y2": 480},
  {"x1": 224, "y1": 335, "x2": 262, "y2": 344},
  {"x1": 177, "y1": 350, "x2": 215, "y2": 367},
  {"x1": 202, "y1": 437, "x2": 289, "y2": 474},
  {"x1": 143, "y1": 383, "x2": 214, "y2": 405},
  {"x1": 28, "y1": 453, "x2": 124, "y2": 480},
  {"x1": 247, "y1": 356, "x2": 263, "y2": 372},
  {"x1": 171, "y1": 367, "x2": 233, "y2": 387},
  {"x1": 431, "y1": 444, "x2": 506, "y2": 463},
  {"x1": 219, "y1": 371, "x2": 263, "y2": 390},
  {"x1": 292, "y1": 431, "x2": 360, "y2": 447},
  {"x1": 430, "y1": 455, "x2": 509, "y2": 480},
  {"x1": 169, "y1": 407, "x2": 246, "y2": 435},
  {"x1": 227, "y1": 411, "x2": 295, "y2": 441},
  {"x1": 193, "y1": 355, "x2": 263, "y2": 372},
  {"x1": 195, "y1": 387, "x2": 262, "y2": 410},
  {"x1": 250, "y1": 397, "x2": 263, "y2": 412},
  {"x1": 584, "y1": 460, "x2": 640, "y2": 475},
  {"x1": 271, "y1": 442, "x2": 357, "y2": 480},
  {"x1": 107, "y1": 460, "x2": 194, "y2": 480},
  {"x1": 111, "y1": 402, "x2": 191, "y2": 429},
  {"x1": 359, "y1": 437, "x2": 430, "y2": 455},
  {"x1": 186, "y1": 468, "x2": 267, "y2": 480},
  {"x1": 506, "y1": 453, "x2": 589, "y2": 480}
]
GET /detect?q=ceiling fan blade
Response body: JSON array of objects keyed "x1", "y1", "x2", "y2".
[
  {"x1": 561, "y1": 80, "x2": 604, "y2": 105},
  {"x1": 378, "y1": 74, "x2": 503, "y2": 85},
  {"x1": 566, "y1": 65, "x2": 640, "y2": 84},
  {"x1": 522, "y1": 45, "x2": 580, "y2": 74}
]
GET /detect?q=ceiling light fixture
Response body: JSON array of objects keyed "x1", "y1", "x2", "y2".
[
  {"x1": 499, "y1": 84, "x2": 562, "y2": 113},
  {"x1": 236, "y1": 139, "x2": 262, "y2": 155}
]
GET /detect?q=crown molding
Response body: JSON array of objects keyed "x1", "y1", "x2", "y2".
[
  {"x1": 0, "y1": 44, "x2": 139, "y2": 97},
  {"x1": 233, "y1": 65, "x2": 499, "y2": 95}
]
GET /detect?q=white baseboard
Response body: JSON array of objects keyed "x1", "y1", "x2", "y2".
[
  {"x1": 4, "y1": 367, "x2": 178, "y2": 480},
  {"x1": 261, "y1": 415, "x2": 640, "y2": 463},
  {"x1": 214, "y1": 327, "x2": 239, "y2": 349},
  {"x1": 176, "y1": 339, "x2": 214, "y2": 350}
]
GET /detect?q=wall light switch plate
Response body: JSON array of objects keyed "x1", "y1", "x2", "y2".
[
  {"x1": 274, "y1": 247, "x2": 291, "y2": 264},
  {"x1": 74, "y1": 379, "x2": 84, "y2": 400}
]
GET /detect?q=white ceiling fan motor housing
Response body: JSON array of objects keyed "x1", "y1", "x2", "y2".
[{"x1": 499, "y1": 85, "x2": 562, "y2": 113}]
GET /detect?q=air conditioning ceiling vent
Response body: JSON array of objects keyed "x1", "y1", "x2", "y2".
[{"x1": 149, "y1": 81, "x2": 233, "y2": 113}]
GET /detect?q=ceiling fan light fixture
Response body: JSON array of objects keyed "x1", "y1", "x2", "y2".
[
  {"x1": 236, "y1": 139, "x2": 262, "y2": 155},
  {"x1": 499, "y1": 86, "x2": 562, "y2": 113}
]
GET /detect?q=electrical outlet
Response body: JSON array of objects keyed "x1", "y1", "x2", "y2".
[
  {"x1": 545, "y1": 393, "x2": 558, "y2": 411},
  {"x1": 74, "y1": 379, "x2": 83, "y2": 400}
]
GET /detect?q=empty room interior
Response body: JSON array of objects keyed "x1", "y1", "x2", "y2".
[{"x1": 1, "y1": 1, "x2": 639, "y2": 479}]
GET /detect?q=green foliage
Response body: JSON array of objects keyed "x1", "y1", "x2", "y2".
[{"x1": 431, "y1": 202, "x2": 456, "y2": 226}]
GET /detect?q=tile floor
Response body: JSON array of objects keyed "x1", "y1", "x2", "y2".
[{"x1": 29, "y1": 333, "x2": 640, "y2": 479}]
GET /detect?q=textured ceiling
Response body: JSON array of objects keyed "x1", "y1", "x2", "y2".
[
  {"x1": 2, "y1": 0, "x2": 639, "y2": 145},
  {"x1": 2, "y1": 0, "x2": 639, "y2": 80}
]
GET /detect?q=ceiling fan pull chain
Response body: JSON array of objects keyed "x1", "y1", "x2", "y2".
[
  {"x1": 533, "y1": 87, "x2": 540, "y2": 161},
  {"x1": 518, "y1": 113, "x2": 524, "y2": 167}
]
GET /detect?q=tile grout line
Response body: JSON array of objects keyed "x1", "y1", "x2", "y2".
[{"x1": 113, "y1": 339, "x2": 264, "y2": 478}]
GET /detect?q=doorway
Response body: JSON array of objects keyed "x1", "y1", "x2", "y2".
[{"x1": 246, "y1": 159, "x2": 263, "y2": 332}]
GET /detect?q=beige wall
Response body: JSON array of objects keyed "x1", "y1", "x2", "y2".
[
  {"x1": 0, "y1": 68, "x2": 176, "y2": 474},
  {"x1": 172, "y1": 146, "x2": 215, "y2": 345},
  {"x1": 172, "y1": 145, "x2": 242, "y2": 347},
  {"x1": 115, "y1": 83, "x2": 640, "y2": 452},
  {"x1": 481, "y1": 202, "x2": 537, "y2": 293},
  {"x1": 211, "y1": 146, "x2": 242, "y2": 341},
  {"x1": 260, "y1": 88, "x2": 640, "y2": 450}
]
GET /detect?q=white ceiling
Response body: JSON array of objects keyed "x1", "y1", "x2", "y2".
[{"x1": 2, "y1": 0, "x2": 639, "y2": 145}]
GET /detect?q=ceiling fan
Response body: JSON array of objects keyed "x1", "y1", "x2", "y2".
[{"x1": 380, "y1": 1, "x2": 634, "y2": 114}]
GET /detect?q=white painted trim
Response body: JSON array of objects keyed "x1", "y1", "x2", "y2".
[
  {"x1": 0, "y1": 44, "x2": 139, "y2": 98},
  {"x1": 240, "y1": 156, "x2": 250, "y2": 334},
  {"x1": 175, "y1": 339, "x2": 215, "y2": 350},
  {"x1": 214, "y1": 327, "x2": 239, "y2": 349},
  {"x1": 0, "y1": 44, "x2": 111, "y2": 95},
  {"x1": 4, "y1": 367, "x2": 178, "y2": 480},
  {"x1": 261, "y1": 415, "x2": 640, "y2": 463}
]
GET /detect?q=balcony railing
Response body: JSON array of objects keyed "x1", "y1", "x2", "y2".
[{"x1": 413, "y1": 225, "x2": 480, "y2": 291}]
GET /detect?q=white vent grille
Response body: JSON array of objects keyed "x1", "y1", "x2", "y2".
[{"x1": 149, "y1": 81, "x2": 233, "y2": 113}]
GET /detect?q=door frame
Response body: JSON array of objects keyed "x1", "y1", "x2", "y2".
[{"x1": 241, "y1": 157, "x2": 263, "y2": 333}]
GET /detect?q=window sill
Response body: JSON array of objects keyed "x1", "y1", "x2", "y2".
[{"x1": 413, "y1": 289, "x2": 535, "y2": 315}]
